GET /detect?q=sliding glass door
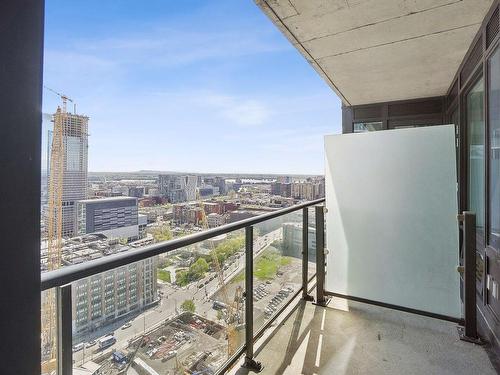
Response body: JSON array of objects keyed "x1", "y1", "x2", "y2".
[
  {"x1": 466, "y1": 77, "x2": 485, "y2": 236},
  {"x1": 489, "y1": 47, "x2": 500, "y2": 250}
]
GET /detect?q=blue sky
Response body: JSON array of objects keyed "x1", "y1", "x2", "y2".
[{"x1": 42, "y1": 0, "x2": 341, "y2": 174}]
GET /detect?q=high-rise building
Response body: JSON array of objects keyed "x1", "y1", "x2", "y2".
[
  {"x1": 215, "y1": 177, "x2": 227, "y2": 195},
  {"x1": 158, "y1": 174, "x2": 197, "y2": 203},
  {"x1": 291, "y1": 182, "x2": 315, "y2": 200},
  {"x1": 46, "y1": 109, "x2": 89, "y2": 238}
]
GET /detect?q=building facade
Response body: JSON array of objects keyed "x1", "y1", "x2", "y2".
[
  {"x1": 172, "y1": 203, "x2": 203, "y2": 225},
  {"x1": 291, "y1": 182, "x2": 315, "y2": 200},
  {"x1": 73, "y1": 257, "x2": 157, "y2": 335},
  {"x1": 282, "y1": 222, "x2": 316, "y2": 261},
  {"x1": 158, "y1": 174, "x2": 197, "y2": 203},
  {"x1": 46, "y1": 110, "x2": 89, "y2": 238},
  {"x1": 128, "y1": 186, "x2": 145, "y2": 198},
  {"x1": 207, "y1": 213, "x2": 226, "y2": 228},
  {"x1": 76, "y1": 197, "x2": 139, "y2": 241}
]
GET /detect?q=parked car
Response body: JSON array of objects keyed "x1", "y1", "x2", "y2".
[
  {"x1": 85, "y1": 340, "x2": 96, "y2": 348},
  {"x1": 121, "y1": 321, "x2": 132, "y2": 329}
]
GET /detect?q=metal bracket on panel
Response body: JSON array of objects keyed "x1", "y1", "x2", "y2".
[
  {"x1": 303, "y1": 294, "x2": 315, "y2": 302},
  {"x1": 313, "y1": 296, "x2": 331, "y2": 307},
  {"x1": 457, "y1": 326, "x2": 483, "y2": 345},
  {"x1": 242, "y1": 357, "x2": 264, "y2": 372}
]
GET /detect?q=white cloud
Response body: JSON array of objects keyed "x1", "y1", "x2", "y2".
[
  {"x1": 196, "y1": 93, "x2": 270, "y2": 126},
  {"x1": 58, "y1": 26, "x2": 289, "y2": 69}
]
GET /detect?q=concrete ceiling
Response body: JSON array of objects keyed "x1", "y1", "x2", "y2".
[{"x1": 255, "y1": 0, "x2": 494, "y2": 106}]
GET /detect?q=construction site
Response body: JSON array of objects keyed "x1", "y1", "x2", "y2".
[{"x1": 71, "y1": 311, "x2": 241, "y2": 375}]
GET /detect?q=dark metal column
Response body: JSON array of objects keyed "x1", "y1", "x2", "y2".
[
  {"x1": 57, "y1": 285, "x2": 73, "y2": 375},
  {"x1": 0, "y1": 1, "x2": 44, "y2": 373},
  {"x1": 242, "y1": 226, "x2": 263, "y2": 372},
  {"x1": 459, "y1": 212, "x2": 481, "y2": 344},
  {"x1": 315, "y1": 206, "x2": 329, "y2": 306},
  {"x1": 302, "y1": 207, "x2": 314, "y2": 301}
]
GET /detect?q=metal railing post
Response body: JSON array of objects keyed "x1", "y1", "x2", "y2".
[
  {"x1": 302, "y1": 207, "x2": 314, "y2": 301},
  {"x1": 458, "y1": 211, "x2": 481, "y2": 344},
  {"x1": 242, "y1": 226, "x2": 263, "y2": 372},
  {"x1": 315, "y1": 206, "x2": 329, "y2": 306},
  {"x1": 57, "y1": 284, "x2": 73, "y2": 375}
]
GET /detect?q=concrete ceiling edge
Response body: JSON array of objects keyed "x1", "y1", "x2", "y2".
[{"x1": 254, "y1": 0, "x2": 352, "y2": 106}]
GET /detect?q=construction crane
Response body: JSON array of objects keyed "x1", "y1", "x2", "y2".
[
  {"x1": 41, "y1": 87, "x2": 74, "y2": 373},
  {"x1": 197, "y1": 196, "x2": 240, "y2": 355},
  {"x1": 44, "y1": 85, "x2": 76, "y2": 113}
]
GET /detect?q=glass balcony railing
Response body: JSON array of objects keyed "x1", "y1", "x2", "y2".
[{"x1": 40, "y1": 198, "x2": 325, "y2": 375}]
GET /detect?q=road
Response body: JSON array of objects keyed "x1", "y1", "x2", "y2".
[{"x1": 73, "y1": 229, "x2": 282, "y2": 366}]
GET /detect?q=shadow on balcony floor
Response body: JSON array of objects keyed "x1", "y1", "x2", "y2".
[{"x1": 232, "y1": 297, "x2": 497, "y2": 375}]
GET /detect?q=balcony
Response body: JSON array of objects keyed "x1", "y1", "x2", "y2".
[
  {"x1": 3, "y1": 1, "x2": 500, "y2": 375},
  {"x1": 39, "y1": 196, "x2": 499, "y2": 375}
]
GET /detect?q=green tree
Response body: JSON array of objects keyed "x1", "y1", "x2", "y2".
[
  {"x1": 176, "y1": 270, "x2": 189, "y2": 286},
  {"x1": 190, "y1": 258, "x2": 209, "y2": 278},
  {"x1": 151, "y1": 224, "x2": 173, "y2": 242},
  {"x1": 181, "y1": 299, "x2": 196, "y2": 313},
  {"x1": 216, "y1": 310, "x2": 224, "y2": 321},
  {"x1": 210, "y1": 235, "x2": 245, "y2": 265}
]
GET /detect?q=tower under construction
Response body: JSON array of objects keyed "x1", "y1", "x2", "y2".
[
  {"x1": 45, "y1": 107, "x2": 89, "y2": 238},
  {"x1": 42, "y1": 95, "x2": 88, "y2": 372}
]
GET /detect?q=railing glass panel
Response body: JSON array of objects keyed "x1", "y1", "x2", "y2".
[
  {"x1": 40, "y1": 199, "x2": 324, "y2": 374},
  {"x1": 252, "y1": 211, "x2": 305, "y2": 333}
]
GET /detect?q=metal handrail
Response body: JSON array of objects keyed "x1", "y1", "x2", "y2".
[{"x1": 41, "y1": 198, "x2": 325, "y2": 291}]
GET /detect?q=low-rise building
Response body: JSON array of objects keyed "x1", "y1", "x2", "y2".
[
  {"x1": 128, "y1": 186, "x2": 145, "y2": 198},
  {"x1": 203, "y1": 201, "x2": 222, "y2": 215},
  {"x1": 226, "y1": 210, "x2": 259, "y2": 224},
  {"x1": 207, "y1": 213, "x2": 226, "y2": 228},
  {"x1": 172, "y1": 203, "x2": 203, "y2": 225},
  {"x1": 42, "y1": 235, "x2": 158, "y2": 336}
]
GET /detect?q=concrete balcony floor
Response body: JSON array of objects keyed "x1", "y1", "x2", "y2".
[{"x1": 232, "y1": 297, "x2": 497, "y2": 375}]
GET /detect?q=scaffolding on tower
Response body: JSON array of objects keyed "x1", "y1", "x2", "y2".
[{"x1": 41, "y1": 89, "x2": 73, "y2": 372}]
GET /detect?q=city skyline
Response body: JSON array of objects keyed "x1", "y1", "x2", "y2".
[{"x1": 41, "y1": 0, "x2": 341, "y2": 175}]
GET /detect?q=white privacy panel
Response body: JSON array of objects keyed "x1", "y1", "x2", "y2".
[{"x1": 325, "y1": 125, "x2": 460, "y2": 318}]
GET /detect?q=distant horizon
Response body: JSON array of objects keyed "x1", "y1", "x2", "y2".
[
  {"x1": 41, "y1": 168, "x2": 324, "y2": 177},
  {"x1": 42, "y1": 0, "x2": 341, "y2": 175}
]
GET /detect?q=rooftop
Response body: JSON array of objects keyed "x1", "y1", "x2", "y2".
[{"x1": 78, "y1": 196, "x2": 138, "y2": 203}]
